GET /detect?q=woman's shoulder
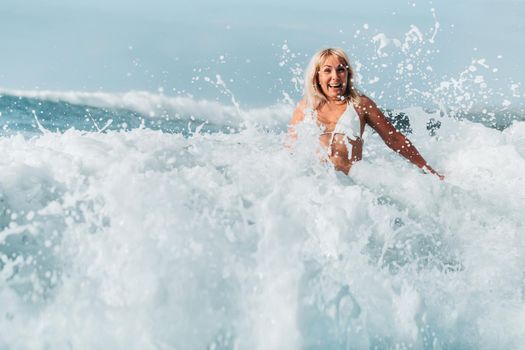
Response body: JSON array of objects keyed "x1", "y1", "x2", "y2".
[
  {"x1": 296, "y1": 98, "x2": 308, "y2": 110},
  {"x1": 354, "y1": 95, "x2": 380, "y2": 114},
  {"x1": 290, "y1": 98, "x2": 309, "y2": 124},
  {"x1": 354, "y1": 94, "x2": 374, "y2": 108}
]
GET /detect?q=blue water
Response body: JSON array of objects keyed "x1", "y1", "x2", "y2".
[
  {"x1": 0, "y1": 93, "x2": 230, "y2": 136},
  {"x1": 1, "y1": 16, "x2": 525, "y2": 350}
]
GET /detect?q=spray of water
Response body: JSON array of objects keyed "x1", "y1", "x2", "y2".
[{"x1": 0, "y1": 6, "x2": 525, "y2": 349}]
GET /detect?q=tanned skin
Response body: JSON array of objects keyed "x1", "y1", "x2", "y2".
[
  {"x1": 288, "y1": 54, "x2": 443, "y2": 179},
  {"x1": 288, "y1": 96, "x2": 444, "y2": 179}
]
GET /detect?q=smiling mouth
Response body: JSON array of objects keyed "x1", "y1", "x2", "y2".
[{"x1": 328, "y1": 83, "x2": 342, "y2": 88}]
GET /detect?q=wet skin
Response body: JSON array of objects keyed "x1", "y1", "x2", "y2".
[
  {"x1": 315, "y1": 55, "x2": 363, "y2": 173},
  {"x1": 288, "y1": 54, "x2": 444, "y2": 179},
  {"x1": 319, "y1": 133, "x2": 363, "y2": 174},
  {"x1": 316, "y1": 98, "x2": 364, "y2": 174}
]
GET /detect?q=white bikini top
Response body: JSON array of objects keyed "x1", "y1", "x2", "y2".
[{"x1": 315, "y1": 103, "x2": 362, "y2": 141}]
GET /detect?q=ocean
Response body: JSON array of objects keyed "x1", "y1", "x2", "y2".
[
  {"x1": 0, "y1": 85, "x2": 524, "y2": 349},
  {"x1": 1, "y1": 14, "x2": 525, "y2": 350}
]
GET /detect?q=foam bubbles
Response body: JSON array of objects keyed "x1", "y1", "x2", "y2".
[{"x1": 0, "y1": 106, "x2": 524, "y2": 348}]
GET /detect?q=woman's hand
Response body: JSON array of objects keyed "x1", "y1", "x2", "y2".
[{"x1": 422, "y1": 165, "x2": 445, "y2": 180}]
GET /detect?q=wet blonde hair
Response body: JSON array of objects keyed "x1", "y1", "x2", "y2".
[{"x1": 304, "y1": 48, "x2": 360, "y2": 110}]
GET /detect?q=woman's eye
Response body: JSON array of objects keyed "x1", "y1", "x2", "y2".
[{"x1": 336, "y1": 67, "x2": 346, "y2": 74}]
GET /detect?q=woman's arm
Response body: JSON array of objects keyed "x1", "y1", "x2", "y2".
[
  {"x1": 286, "y1": 98, "x2": 307, "y2": 147},
  {"x1": 359, "y1": 96, "x2": 444, "y2": 180}
]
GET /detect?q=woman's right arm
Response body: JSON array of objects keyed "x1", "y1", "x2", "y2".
[{"x1": 286, "y1": 99, "x2": 307, "y2": 147}]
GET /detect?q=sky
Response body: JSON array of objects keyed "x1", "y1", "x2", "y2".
[{"x1": 1, "y1": 0, "x2": 524, "y2": 108}]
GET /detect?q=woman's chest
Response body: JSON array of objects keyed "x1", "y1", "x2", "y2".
[{"x1": 316, "y1": 105, "x2": 364, "y2": 134}]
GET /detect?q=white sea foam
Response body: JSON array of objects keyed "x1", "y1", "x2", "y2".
[
  {"x1": 0, "y1": 14, "x2": 522, "y2": 347},
  {"x1": 0, "y1": 105, "x2": 524, "y2": 348}
]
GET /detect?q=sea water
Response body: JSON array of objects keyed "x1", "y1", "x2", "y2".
[{"x1": 1, "y1": 23, "x2": 525, "y2": 350}]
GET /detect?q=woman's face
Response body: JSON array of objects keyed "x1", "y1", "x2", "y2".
[{"x1": 317, "y1": 55, "x2": 348, "y2": 101}]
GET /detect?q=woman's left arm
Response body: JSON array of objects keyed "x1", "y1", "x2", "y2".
[{"x1": 359, "y1": 96, "x2": 444, "y2": 180}]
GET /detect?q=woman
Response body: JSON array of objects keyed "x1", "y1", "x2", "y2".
[{"x1": 288, "y1": 48, "x2": 444, "y2": 179}]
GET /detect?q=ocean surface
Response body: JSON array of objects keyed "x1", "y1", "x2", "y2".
[
  {"x1": 1, "y1": 19, "x2": 525, "y2": 350},
  {"x1": 0, "y1": 86, "x2": 524, "y2": 349}
]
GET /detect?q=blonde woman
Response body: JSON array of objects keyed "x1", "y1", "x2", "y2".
[{"x1": 289, "y1": 47, "x2": 443, "y2": 179}]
